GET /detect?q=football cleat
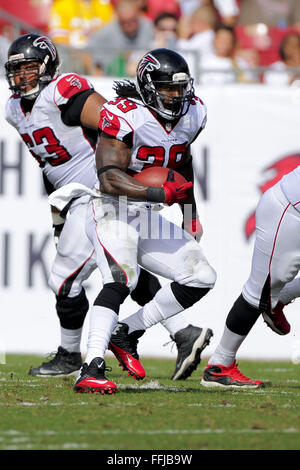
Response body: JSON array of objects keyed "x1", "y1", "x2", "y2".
[
  {"x1": 201, "y1": 361, "x2": 265, "y2": 389},
  {"x1": 73, "y1": 357, "x2": 117, "y2": 394},
  {"x1": 109, "y1": 323, "x2": 145, "y2": 380},
  {"x1": 171, "y1": 325, "x2": 213, "y2": 380},
  {"x1": 29, "y1": 346, "x2": 82, "y2": 377},
  {"x1": 262, "y1": 302, "x2": 291, "y2": 335}
]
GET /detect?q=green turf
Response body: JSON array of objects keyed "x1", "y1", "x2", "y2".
[{"x1": 0, "y1": 355, "x2": 299, "y2": 450}]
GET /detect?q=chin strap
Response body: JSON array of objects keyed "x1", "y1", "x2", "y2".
[{"x1": 21, "y1": 84, "x2": 40, "y2": 100}]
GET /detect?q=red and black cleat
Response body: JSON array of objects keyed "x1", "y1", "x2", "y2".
[
  {"x1": 262, "y1": 302, "x2": 291, "y2": 336},
  {"x1": 74, "y1": 357, "x2": 117, "y2": 394},
  {"x1": 201, "y1": 361, "x2": 265, "y2": 389},
  {"x1": 109, "y1": 323, "x2": 145, "y2": 380}
]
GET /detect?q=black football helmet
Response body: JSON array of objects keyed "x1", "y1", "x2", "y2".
[
  {"x1": 5, "y1": 33, "x2": 60, "y2": 100},
  {"x1": 136, "y1": 48, "x2": 194, "y2": 120}
]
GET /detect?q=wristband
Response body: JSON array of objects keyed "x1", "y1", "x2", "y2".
[
  {"x1": 97, "y1": 165, "x2": 123, "y2": 177},
  {"x1": 146, "y1": 186, "x2": 165, "y2": 203}
]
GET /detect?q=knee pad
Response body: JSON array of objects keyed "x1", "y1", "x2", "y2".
[
  {"x1": 130, "y1": 268, "x2": 161, "y2": 306},
  {"x1": 94, "y1": 282, "x2": 130, "y2": 314},
  {"x1": 170, "y1": 282, "x2": 210, "y2": 309},
  {"x1": 56, "y1": 288, "x2": 89, "y2": 330},
  {"x1": 195, "y1": 263, "x2": 217, "y2": 288},
  {"x1": 226, "y1": 294, "x2": 261, "y2": 336}
]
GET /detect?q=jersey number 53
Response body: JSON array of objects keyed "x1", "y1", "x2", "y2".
[{"x1": 21, "y1": 127, "x2": 71, "y2": 167}]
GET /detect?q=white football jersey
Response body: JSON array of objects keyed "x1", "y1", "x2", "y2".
[
  {"x1": 280, "y1": 167, "x2": 300, "y2": 211},
  {"x1": 5, "y1": 73, "x2": 98, "y2": 190},
  {"x1": 99, "y1": 95, "x2": 207, "y2": 174}
]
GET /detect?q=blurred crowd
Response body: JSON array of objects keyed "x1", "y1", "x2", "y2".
[{"x1": 1, "y1": 0, "x2": 300, "y2": 84}]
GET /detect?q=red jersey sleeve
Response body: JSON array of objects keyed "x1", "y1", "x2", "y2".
[
  {"x1": 54, "y1": 74, "x2": 93, "y2": 106},
  {"x1": 99, "y1": 103, "x2": 134, "y2": 141}
]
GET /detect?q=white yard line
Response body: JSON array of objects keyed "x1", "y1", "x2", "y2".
[{"x1": 0, "y1": 428, "x2": 299, "y2": 437}]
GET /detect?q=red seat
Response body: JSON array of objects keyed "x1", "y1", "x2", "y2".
[
  {"x1": 0, "y1": 0, "x2": 50, "y2": 34},
  {"x1": 235, "y1": 24, "x2": 298, "y2": 66}
]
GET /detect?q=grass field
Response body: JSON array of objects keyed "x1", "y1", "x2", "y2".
[{"x1": 0, "y1": 354, "x2": 300, "y2": 451}]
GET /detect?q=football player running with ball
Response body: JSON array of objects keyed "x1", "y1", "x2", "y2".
[
  {"x1": 4, "y1": 35, "x2": 211, "y2": 383},
  {"x1": 52, "y1": 48, "x2": 217, "y2": 393}
]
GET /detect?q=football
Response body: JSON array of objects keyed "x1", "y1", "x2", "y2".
[{"x1": 133, "y1": 167, "x2": 188, "y2": 187}]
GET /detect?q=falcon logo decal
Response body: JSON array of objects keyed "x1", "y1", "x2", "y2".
[
  {"x1": 33, "y1": 36, "x2": 57, "y2": 60},
  {"x1": 244, "y1": 154, "x2": 300, "y2": 240},
  {"x1": 137, "y1": 53, "x2": 160, "y2": 80},
  {"x1": 101, "y1": 116, "x2": 112, "y2": 129},
  {"x1": 69, "y1": 77, "x2": 82, "y2": 89}
]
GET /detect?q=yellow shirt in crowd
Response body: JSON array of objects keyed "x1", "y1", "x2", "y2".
[{"x1": 49, "y1": 0, "x2": 115, "y2": 48}]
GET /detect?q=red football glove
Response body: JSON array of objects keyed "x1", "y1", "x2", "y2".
[
  {"x1": 183, "y1": 216, "x2": 203, "y2": 242},
  {"x1": 162, "y1": 169, "x2": 193, "y2": 206}
]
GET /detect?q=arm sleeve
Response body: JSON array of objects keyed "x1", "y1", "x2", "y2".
[
  {"x1": 53, "y1": 74, "x2": 95, "y2": 126},
  {"x1": 99, "y1": 105, "x2": 134, "y2": 144},
  {"x1": 59, "y1": 89, "x2": 95, "y2": 126}
]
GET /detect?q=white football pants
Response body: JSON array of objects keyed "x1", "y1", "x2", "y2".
[
  {"x1": 86, "y1": 195, "x2": 216, "y2": 291},
  {"x1": 243, "y1": 182, "x2": 300, "y2": 311},
  {"x1": 48, "y1": 199, "x2": 97, "y2": 297}
]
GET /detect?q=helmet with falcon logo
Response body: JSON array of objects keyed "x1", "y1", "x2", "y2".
[
  {"x1": 5, "y1": 33, "x2": 60, "y2": 100},
  {"x1": 136, "y1": 48, "x2": 194, "y2": 120}
]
